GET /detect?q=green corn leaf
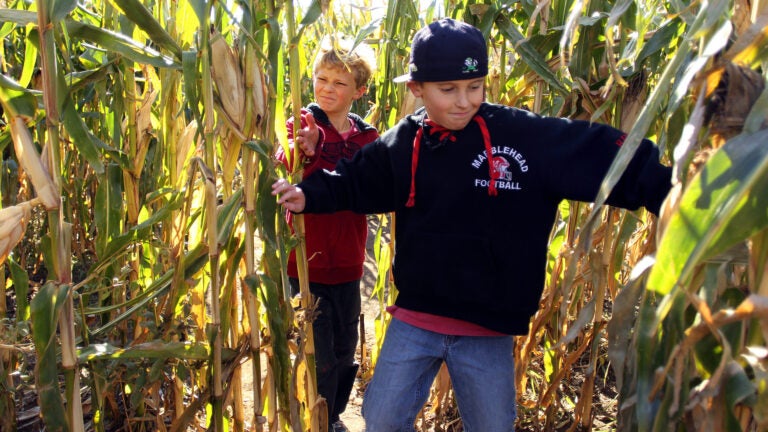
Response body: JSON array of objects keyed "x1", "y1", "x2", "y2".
[
  {"x1": 108, "y1": 0, "x2": 183, "y2": 59},
  {"x1": 648, "y1": 128, "x2": 768, "y2": 295},
  {"x1": 299, "y1": 0, "x2": 323, "y2": 26},
  {"x1": 50, "y1": 0, "x2": 77, "y2": 22},
  {"x1": 0, "y1": 9, "x2": 36, "y2": 26},
  {"x1": 59, "y1": 91, "x2": 105, "y2": 174},
  {"x1": 494, "y1": 13, "x2": 571, "y2": 95},
  {"x1": 8, "y1": 257, "x2": 30, "y2": 322},
  {"x1": 95, "y1": 164, "x2": 125, "y2": 259},
  {"x1": 30, "y1": 282, "x2": 70, "y2": 432},
  {"x1": 0, "y1": 84, "x2": 38, "y2": 119},
  {"x1": 65, "y1": 20, "x2": 180, "y2": 69},
  {"x1": 217, "y1": 189, "x2": 243, "y2": 246}
]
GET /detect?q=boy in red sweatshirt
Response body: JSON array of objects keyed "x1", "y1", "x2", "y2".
[{"x1": 275, "y1": 35, "x2": 378, "y2": 432}]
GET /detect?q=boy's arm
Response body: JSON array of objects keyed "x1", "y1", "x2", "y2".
[
  {"x1": 297, "y1": 139, "x2": 399, "y2": 214},
  {"x1": 537, "y1": 116, "x2": 671, "y2": 214},
  {"x1": 607, "y1": 142, "x2": 672, "y2": 215}
]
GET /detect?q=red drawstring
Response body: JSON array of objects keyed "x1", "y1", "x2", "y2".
[
  {"x1": 424, "y1": 119, "x2": 456, "y2": 143},
  {"x1": 475, "y1": 115, "x2": 498, "y2": 197},
  {"x1": 405, "y1": 126, "x2": 424, "y2": 207},
  {"x1": 406, "y1": 115, "x2": 497, "y2": 208}
]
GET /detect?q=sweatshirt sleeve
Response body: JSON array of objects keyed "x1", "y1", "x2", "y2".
[
  {"x1": 606, "y1": 139, "x2": 672, "y2": 215},
  {"x1": 299, "y1": 138, "x2": 398, "y2": 215},
  {"x1": 536, "y1": 115, "x2": 671, "y2": 215}
]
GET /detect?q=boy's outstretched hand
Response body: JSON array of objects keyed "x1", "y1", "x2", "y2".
[
  {"x1": 294, "y1": 112, "x2": 319, "y2": 157},
  {"x1": 272, "y1": 179, "x2": 306, "y2": 213}
]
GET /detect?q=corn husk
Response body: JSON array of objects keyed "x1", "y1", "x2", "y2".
[
  {"x1": 175, "y1": 120, "x2": 199, "y2": 187},
  {"x1": 210, "y1": 29, "x2": 246, "y2": 133},
  {"x1": 8, "y1": 116, "x2": 60, "y2": 210},
  {"x1": 0, "y1": 200, "x2": 35, "y2": 265},
  {"x1": 244, "y1": 46, "x2": 268, "y2": 136},
  {"x1": 133, "y1": 80, "x2": 159, "y2": 177}
]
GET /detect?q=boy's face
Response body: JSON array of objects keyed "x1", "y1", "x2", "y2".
[
  {"x1": 313, "y1": 65, "x2": 366, "y2": 117},
  {"x1": 407, "y1": 78, "x2": 485, "y2": 131}
]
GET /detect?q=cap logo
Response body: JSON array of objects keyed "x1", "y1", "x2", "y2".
[{"x1": 462, "y1": 57, "x2": 479, "y2": 74}]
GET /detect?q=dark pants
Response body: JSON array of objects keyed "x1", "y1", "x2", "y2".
[{"x1": 290, "y1": 278, "x2": 361, "y2": 425}]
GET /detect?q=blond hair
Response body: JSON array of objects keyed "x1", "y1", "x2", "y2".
[{"x1": 313, "y1": 35, "x2": 377, "y2": 88}]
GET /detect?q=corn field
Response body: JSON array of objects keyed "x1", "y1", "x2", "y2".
[{"x1": 0, "y1": 0, "x2": 766, "y2": 430}]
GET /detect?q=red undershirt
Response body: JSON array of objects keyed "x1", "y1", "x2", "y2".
[
  {"x1": 387, "y1": 305, "x2": 506, "y2": 336},
  {"x1": 340, "y1": 119, "x2": 356, "y2": 140}
]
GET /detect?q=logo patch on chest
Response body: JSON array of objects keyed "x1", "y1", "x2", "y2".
[{"x1": 471, "y1": 146, "x2": 528, "y2": 191}]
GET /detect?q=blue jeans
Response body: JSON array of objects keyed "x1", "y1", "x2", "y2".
[{"x1": 362, "y1": 318, "x2": 516, "y2": 431}]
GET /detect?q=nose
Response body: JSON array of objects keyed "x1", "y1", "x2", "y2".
[{"x1": 456, "y1": 89, "x2": 470, "y2": 108}]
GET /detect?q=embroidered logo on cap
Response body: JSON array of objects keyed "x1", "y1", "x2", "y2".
[{"x1": 462, "y1": 57, "x2": 479, "y2": 74}]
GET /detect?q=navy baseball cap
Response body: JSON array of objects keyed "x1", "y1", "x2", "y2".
[{"x1": 394, "y1": 18, "x2": 488, "y2": 83}]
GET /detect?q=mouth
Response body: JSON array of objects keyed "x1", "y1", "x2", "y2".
[{"x1": 450, "y1": 112, "x2": 473, "y2": 122}]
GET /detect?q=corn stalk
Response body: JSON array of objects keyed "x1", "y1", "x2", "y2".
[
  {"x1": 26, "y1": 0, "x2": 83, "y2": 428},
  {"x1": 284, "y1": 0, "x2": 321, "y2": 430}
]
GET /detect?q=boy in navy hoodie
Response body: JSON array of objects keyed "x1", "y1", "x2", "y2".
[
  {"x1": 275, "y1": 35, "x2": 378, "y2": 432},
  {"x1": 274, "y1": 19, "x2": 671, "y2": 431}
]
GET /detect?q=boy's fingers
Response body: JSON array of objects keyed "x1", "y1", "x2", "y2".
[
  {"x1": 271, "y1": 179, "x2": 305, "y2": 208},
  {"x1": 305, "y1": 113, "x2": 316, "y2": 130},
  {"x1": 271, "y1": 178, "x2": 291, "y2": 195}
]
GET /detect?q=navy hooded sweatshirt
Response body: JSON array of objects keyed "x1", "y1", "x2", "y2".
[{"x1": 297, "y1": 103, "x2": 672, "y2": 335}]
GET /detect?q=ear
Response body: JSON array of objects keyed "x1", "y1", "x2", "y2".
[
  {"x1": 406, "y1": 81, "x2": 422, "y2": 97},
  {"x1": 353, "y1": 86, "x2": 367, "y2": 100}
]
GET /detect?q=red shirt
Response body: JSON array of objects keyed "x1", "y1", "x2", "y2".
[{"x1": 388, "y1": 305, "x2": 506, "y2": 336}]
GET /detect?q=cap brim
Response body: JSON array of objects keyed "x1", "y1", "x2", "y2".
[{"x1": 393, "y1": 73, "x2": 412, "y2": 83}]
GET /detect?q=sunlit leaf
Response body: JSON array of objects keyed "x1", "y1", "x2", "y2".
[
  {"x1": 649, "y1": 128, "x2": 768, "y2": 295},
  {"x1": 494, "y1": 13, "x2": 571, "y2": 96},
  {"x1": 65, "y1": 20, "x2": 180, "y2": 68},
  {"x1": 109, "y1": 0, "x2": 183, "y2": 59}
]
